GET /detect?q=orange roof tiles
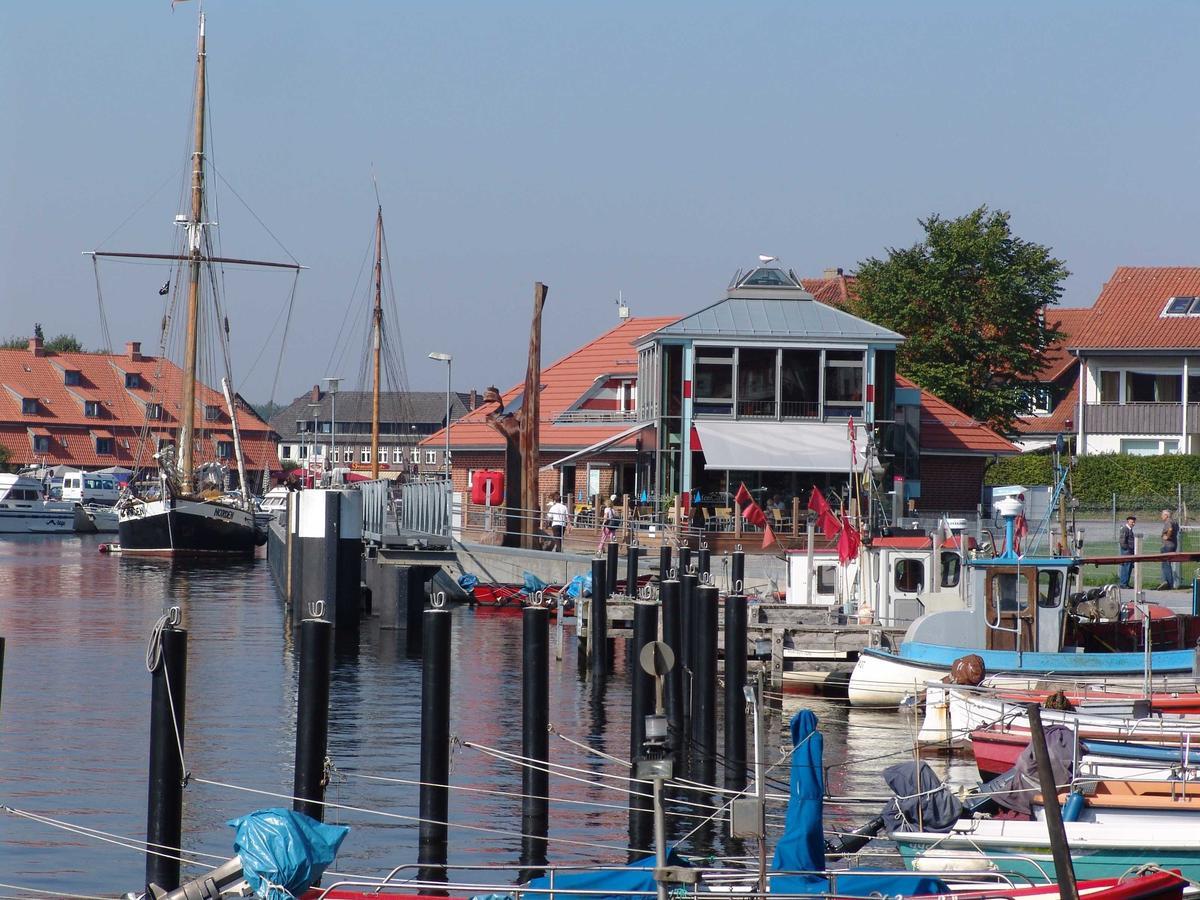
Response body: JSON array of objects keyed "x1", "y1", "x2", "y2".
[
  {"x1": 422, "y1": 316, "x2": 678, "y2": 451},
  {"x1": 1072, "y1": 267, "x2": 1200, "y2": 350},
  {"x1": 1038, "y1": 307, "x2": 1091, "y2": 381},
  {"x1": 896, "y1": 375, "x2": 1019, "y2": 456},
  {"x1": 0, "y1": 344, "x2": 277, "y2": 470},
  {"x1": 800, "y1": 274, "x2": 858, "y2": 306},
  {"x1": 1013, "y1": 377, "x2": 1078, "y2": 436}
]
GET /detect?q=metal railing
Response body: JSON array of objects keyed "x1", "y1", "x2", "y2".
[
  {"x1": 359, "y1": 479, "x2": 394, "y2": 543},
  {"x1": 397, "y1": 478, "x2": 453, "y2": 539}
]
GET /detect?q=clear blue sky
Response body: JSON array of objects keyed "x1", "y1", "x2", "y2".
[{"x1": 3, "y1": 2, "x2": 1197, "y2": 405}]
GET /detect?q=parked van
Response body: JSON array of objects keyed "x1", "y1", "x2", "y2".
[{"x1": 61, "y1": 471, "x2": 120, "y2": 507}]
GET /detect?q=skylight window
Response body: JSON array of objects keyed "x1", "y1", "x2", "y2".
[{"x1": 1162, "y1": 296, "x2": 1200, "y2": 316}]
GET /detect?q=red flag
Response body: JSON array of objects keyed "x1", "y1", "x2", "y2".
[
  {"x1": 1012, "y1": 513, "x2": 1028, "y2": 555},
  {"x1": 734, "y1": 482, "x2": 768, "y2": 529},
  {"x1": 837, "y1": 509, "x2": 861, "y2": 564},
  {"x1": 807, "y1": 486, "x2": 840, "y2": 540}
]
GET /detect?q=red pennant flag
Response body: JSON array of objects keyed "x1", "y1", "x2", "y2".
[
  {"x1": 837, "y1": 508, "x2": 861, "y2": 564},
  {"x1": 807, "y1": 486, "x2": 841, "y2": 540},
  {"x1": 734, "y1": 482, "x2": 768, "y2": 529},
  {"x1": 1012, "y1": 513, "x2": 1028, "y2": 555}
]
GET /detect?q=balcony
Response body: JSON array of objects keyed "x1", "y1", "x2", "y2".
[
  {"x1": 1083, "y1": 402, "x2": 1200, "y2": 434},
  {"x1": 553, "y1": 409, "x2": 638, "y2": 425}
]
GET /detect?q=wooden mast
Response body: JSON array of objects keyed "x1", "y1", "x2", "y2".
[
  {"x1": 178, "y1": 12, "x2": 207, "y2": 492},
  {"x1": 370, "y1": 206, "x2": 383, "y2": 480},
  {"x1": 519, "y1": 283, "x2": 548, "y2": 549}
]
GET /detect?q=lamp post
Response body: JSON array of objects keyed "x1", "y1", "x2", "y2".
[
  {"x1": 324, "y1": 376, "x2": 341, "y2": 471},
  {"x1": 428, "y1": 352, "x2": 452, "y2": 482}
]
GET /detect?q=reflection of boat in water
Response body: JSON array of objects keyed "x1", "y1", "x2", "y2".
[{"x1": 0, "y1": 474, "x2": 74, "y2": 534}]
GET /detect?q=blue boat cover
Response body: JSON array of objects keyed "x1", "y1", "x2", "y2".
[
  {"x1": 565, "y1": 572, "x2": 592, "y2": 599},
  {"x1": 228, "y1": 808, "x2": 349, "y2": 900},
  {"x1": 770, "y1": 710, "x2": 949, "y2": 897},
  {"x1": 523, "y1": 571, "x2": 549, "y2": 594},
  {"x1": 458, "y1": 573, "x2": 480, "y2": 591}
]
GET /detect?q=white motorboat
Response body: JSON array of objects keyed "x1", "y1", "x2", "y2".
[{"x1": 0, "y1": 474, "x2": 75, "y2": 534}]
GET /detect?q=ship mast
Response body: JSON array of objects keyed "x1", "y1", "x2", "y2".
[
  {"x1": 370, "y1": 206, "x2": 383, "y2": 480},
  {"x1": 178, "y1": 12, "x2": 207, "y2": 492}
]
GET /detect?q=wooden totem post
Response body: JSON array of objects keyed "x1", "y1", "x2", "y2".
[{"x1": 484, "y1": 282, "x2": 548, "y2": 549}]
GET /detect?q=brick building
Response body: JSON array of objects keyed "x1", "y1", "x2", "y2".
[{"x1": 0, "y1": 337, "x2": 277, "y2": 475}]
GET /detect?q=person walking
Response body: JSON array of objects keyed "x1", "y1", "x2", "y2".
[
  {"x1": 1117, "y1": 515, "x2": 1136, "y2": 588},
  {"x1": 598, "y1": 494, "x2": 618, "y2": 552},
  {"x1": 546, "y1": 493, "x2": 569, "y2": 552},
  {"x1": 1159, "y1": 508, "x2": 1180, "y2": 590}
]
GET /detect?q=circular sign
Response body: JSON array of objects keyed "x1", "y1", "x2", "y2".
[{"x1": 639, "y1": 640, "x2": 676, "y2": 676}]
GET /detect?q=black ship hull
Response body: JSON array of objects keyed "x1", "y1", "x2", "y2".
[{"x1": 117, "y1": 498, "x2": 258, "y2": 556}]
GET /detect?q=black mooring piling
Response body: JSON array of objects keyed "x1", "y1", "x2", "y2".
[
  {"x1": 293, "y1": 615, "x2": 332, "y2": 822},
  {"x1": 658, "y1": 545, "x2": 672, "y2": 586},
  {"x1": 679, "y1": 569, "x2": 698, "y2": 729},
  {"x1": 697, "y1": 545, "x2": 711, "y2": 579},
  {"x1": 731, "y1": 546, "x2": 745, "y2": 594},
  {"x1": 659, "y1": 576, "x2": 684, "y2": 763},
  {"x1": 625, "y1": 544, "x2": 640, "y2": 598},
  {"x1": 418, "y1": 607, "x2": 452, "y2": 889},
  {"x1": 590, "y1": 556, "x2": 609, "y2": 680},
  {"x1": 630, "y1": 597, "x2": 657, "y2": 762},
  {"x1": 723, "y1": 593, "x2": 748, "y2": 792},
  {"x1": 605, "y1": 540, "x2": 619, "y2": 598},
  {"x1": 520, "y1": 604, "x2": 550, "y2": 876},
  {"x1": 692, "y1": 582, "x2": 719, "y2": 785},
  {"x1": 146, "y1": 623, "x2": 187, "y2": 893},
  {"x1": 677, "y1": 545, "x2": 691, "y2": 578}
]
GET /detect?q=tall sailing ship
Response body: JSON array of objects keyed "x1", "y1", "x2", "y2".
[{"x1": 89, "y1": 12, "x2": 301, "y2": 556}]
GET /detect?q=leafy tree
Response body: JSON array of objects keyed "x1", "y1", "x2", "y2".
[
  {"x1": 851, "y1": 206, "x2": 1068, "y2": 434},
  {"x1": 0, "y1": 444, "x2": 9, "y2": 467},
  {"x1": 45, "y1": 334, "x2": 85, "y2": 353},
  {"x1": 0, "y1": 336, "x2": 27, "y2": 349}
]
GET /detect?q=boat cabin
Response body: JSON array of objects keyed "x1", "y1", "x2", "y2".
[{"x1": 0, "y1": 473, "x2": 48, "y2": 505}]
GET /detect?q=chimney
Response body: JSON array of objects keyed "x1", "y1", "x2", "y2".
[
  {"x1": 126, "y1": 340, "x2": 142, "y2": 361},
  {"x1": 310, "y1": 384, "x2": 321, "y2": 402},
  {"x1": 822, "y1": 267, "x2": 844, "y2": 279},
  {"x1": 28, "y1": 336, "x2": 44, "y2": 357},
  {"x1": 468, "y1": 388, "x2": 478, "y2": 410}
]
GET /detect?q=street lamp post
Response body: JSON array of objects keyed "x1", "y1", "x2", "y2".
[
  {"x1": 324, "y1": 376, "x2": 341, "y2": 473},
  {"x1": 428, "y1": 352, "x2": 452, "y2": 483}
]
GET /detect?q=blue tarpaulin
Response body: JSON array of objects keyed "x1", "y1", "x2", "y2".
[
  {"x1": 228, "y1": 808, "x2": 349, "y2": 900},
  {"x1": 523, "y1": 571, "x2": 549, "y2": 594},
  {"x1": 565, "y1": 572, "x2": 592, "y2": 599},
  {"x1": 769, "y1": 710, "x2": 948, "y2": 897},
  {"x1": 520, "y1": 852, "x2": 687, "y2": 900}
]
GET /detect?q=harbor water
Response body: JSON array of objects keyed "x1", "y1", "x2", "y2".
[{"x1": 0, "y1": 534, "x2": 966, "y2": 895}]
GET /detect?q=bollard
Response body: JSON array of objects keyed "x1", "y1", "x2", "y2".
[
  {"x1": 146, "y1": 620, "x2": 187, "y2": 893},
  {"x1": 626, "y1": 544, "x2": 641, "y2": 598},
  {"x1": 660, "y1": 577, "x2": 684, "y2": 764},
  {"x1": 293, "y1": 613, "x2": 332, "y2": 822},
  {"x1": 697, "y1": 545, "x2": 711, "y2": 580},
  {"x1": 692, "y1": 582, "x2": 719, "y2": 785},
  {"x1": 658, "y1": 545, "x2": 672, "y2": 587},
  {"x1": 731, "y1": 546, "x2": 745, "y2": 595},
  {"x1": 418, "y1": 604, "x2": 452, "y2": 889},
  {"x1": 606, "y1": 541, "x2": 619, "y2": 598},
  {"x1": 677, "y1": 546, "x2": 691, "y2": 579},
  {"x1": 520, "y1": 603, "x2": 550, "y2": 876},
  {"x1": 628, "y1": 597, "x2": 658, "y2": 847},
  {"x1": 723, "y1": 593, "x2": 747, "y2": 792},
  {"x1": 591, "y1": 556, "x2": 609, "y2": 680},
  {"x1": 679, "y1": 569, "x2": 699, "y2": 730}
]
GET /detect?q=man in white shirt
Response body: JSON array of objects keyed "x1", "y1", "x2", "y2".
[{"x1": 547, "y1": 493, "x2": 570, "y2": 552}]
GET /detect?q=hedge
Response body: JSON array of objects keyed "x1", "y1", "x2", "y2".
[{"x1": 984, "y1": 452, "x2": 1200, "y2": 504}]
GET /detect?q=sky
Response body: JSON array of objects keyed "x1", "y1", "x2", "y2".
[{"x1": 3, "y1": 2, "x2": 1198, "y2": 406}]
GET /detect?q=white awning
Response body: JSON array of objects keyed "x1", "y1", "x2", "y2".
[
  {"x1": 693, "y1": 420, "x2": 867, "y2": 472},
  {"x1": 545, "y1": 421, "x2": 654, "y2": 469}
]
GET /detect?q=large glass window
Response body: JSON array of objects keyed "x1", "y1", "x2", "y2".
[
  {"x1": 1037, "y1": 569, "x2": 1064, "y2": 608},
  {"x1": 694, "y1": 347, "x2": 733, "y2": 415},
  {"x1": 894, "y1": 558, "x2": 924, "y2": 593},
  {"x1": 1126, "y1": 371, "x2": 1180, "y2": 403},
  {"x1": 737, "y1": 348, "x2": 777, "y2": 417},
  {"x1": 940, "y1": 551, "x2": 961, "y2": 587},
  {"x1": 1098, "y1": 370, "x2": 1120, "y2": 402},
  {"x1": 780, "y1": 349, "x2": 820, "y2": 418},
  {"x1": 824, "y1": 350, "x2": 864, "y2": 415},
  {"x1": 873, "y1": 349, "x2": 896, "y2": 423}
]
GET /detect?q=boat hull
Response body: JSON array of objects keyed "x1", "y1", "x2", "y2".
[
  {"x1": 117, "y1": 498, "x2": 257, "y2": 556},
  {"x1": 0, "y1": 504, "x2": 75, "y2": 534}
]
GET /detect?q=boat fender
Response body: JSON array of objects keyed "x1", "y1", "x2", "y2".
[
  {"x1": 1061, "y1": 790, "x2": 1085, "y2": 822},
  {"x1": 948, "y1": 654, "x2": 985, "y2": 686}
]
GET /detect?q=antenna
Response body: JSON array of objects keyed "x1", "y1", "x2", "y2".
[{"x1": 615, "y1": 290, "x2": 630, "y2": 319}]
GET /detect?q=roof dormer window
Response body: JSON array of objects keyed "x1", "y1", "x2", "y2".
[
  {"x1": 147, "y1": 402, "x2": 163, "y2": 421},
  {"x1": 21, "y1": 397, "x2": 38, "y2": 415},
  {"x1": 204, "y1": 404, "x2": 221, "y2": 422},
  {"x1": 125, "y1": 372, "x2": 141, "y2": 389},
  {"x1": 1162, "y1": 296, "x2": 1200, "y2": 317},
  {"x1": 64, "y1": 370, "x2": 81, "y2": 386},
  {"x1": 85, "y1": 400, "x2": 102, "y2": 418}
]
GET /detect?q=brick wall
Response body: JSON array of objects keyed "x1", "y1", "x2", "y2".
[{"x1": 918, "y1": 455, "x2": 988, "y2": 513}]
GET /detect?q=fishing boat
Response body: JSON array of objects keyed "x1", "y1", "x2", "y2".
[
  {"x1": 848, "y1": 497, "x2": 1200, "y2": 707},
  {"x1": 1034, "y1": 778, "x2": 1200, "y2": 825},
  {"x1": 0, "y1": 473, "x2": 74, "y2": 534},
  {"x1": 89, "y1": 12, "x2": 301, "y2": 557},
  {"x1": 972, "y1": 723, "x2": 1200, "y2": 779}
]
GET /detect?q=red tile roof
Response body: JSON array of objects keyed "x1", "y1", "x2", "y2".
[
  {"x1": 1038, "y1": 307, "x2": 1091, "y2": 381},
  {"x1": 1072, "y1": 267, "x2": 1200, "y2": 350},
  {"x1": 800, "y1": 274, "x2": 858, "y2": 306},
  {"x1": 1013, "y1": 376, "x2": 1078, "y2": 436},
  {"x1": 897, "y1": 375, "x2": 1019, "y2": 456},
  {"x1": 422, "y1": 316, "x2": 679, "y2": 451},
  {"x1": 0, "y1": 345, "x2": 277, "y2": 470}
]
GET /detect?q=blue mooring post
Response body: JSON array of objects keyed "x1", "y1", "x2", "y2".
[
  {"x1": 520, "y1": 603, "x2": 550, "y2": 878},
  {"x1": 591, "y1": 556, "x2": 609, "y2": 680},
  {"x1": 418, "y1": 604, "x2": 452, "y2": 890},
  {"x1": 146, "y1": 619, "x2": 187, "y2": 893},
  {"x1": 723, "y1": 593, "x2": 748, "y2": 792},
  {"x1": 293, "y1": 612, "x2": 332, "y2": 822}
]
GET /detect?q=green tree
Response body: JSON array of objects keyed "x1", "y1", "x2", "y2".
[
  {"x1": 44, "y1": 334, "x2": 85, "y2": 353},
  {"x1": 851, "y1": 206, "x2": 1068, "y2": 434},
  {"x1": 0, "y1": 336, "x2": 26, "y2": 349}
]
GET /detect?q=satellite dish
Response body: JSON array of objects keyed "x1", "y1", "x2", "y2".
[{"x1": 639, "y1": 640, "x2": 675, "y2": 676}]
